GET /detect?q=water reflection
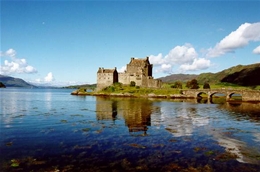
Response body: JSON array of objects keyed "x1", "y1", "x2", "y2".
[
  {"x1": 44, "y1": 91, "x2": 52, "y2": 110},
  {"x1": 1, "y1": 90, "x2": 30, "y2": 128},
  {"x1": 96, "y1": 97, "x2": 118, "y2": 121},
  {"x1": 161, "y1": 104, "x2": 209, "y2": 137},
  {"x1": 1, "y1": 89, "x2": 260, "y2": 171},
  {"x1": 211, "y1": 129, "x2": 260, "y2": 164},
  {"x1": 219, "y1": 102, "x2": 260, "y2": 120},
  {"x1": 197, "y1": 98, "x2": 208, "y2": 104},
  {"x1": 197, "y1": 96, "x2": 231, "y2": 104},
  {"x1": 96, "y1": 97, "x2": 152, "y2": 135}
]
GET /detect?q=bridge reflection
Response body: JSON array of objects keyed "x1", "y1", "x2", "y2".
[
  {"x1": 219, "y1": 102, "x2": 260, "y2": 118},
  {"x1": 197, "y1": 95, "x2": 228, "y2": 104}
]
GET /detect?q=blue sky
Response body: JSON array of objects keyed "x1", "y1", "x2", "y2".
[{"x1": 1, "y1": 0, "x2": 260, "y2": 86}]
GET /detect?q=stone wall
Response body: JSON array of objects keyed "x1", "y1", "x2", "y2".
[
  {"x1": 97, "y1": 57, "x2": 162, "y2": 90},
  {"x1": 147, "y1": 77, "x2": 162, "y2": 88},
  {"x1": 118, "y1": 73, "x2": 129, "y2": 85},
  {"x1": 182, "y1": 89, "x2": 260, "y2": 102},
  {"x1": 241, "y1": 90, "x2": 260, "y2": 102},
  {"x1": 96, "y1": 68, "x2": 118, "y2": 91}
]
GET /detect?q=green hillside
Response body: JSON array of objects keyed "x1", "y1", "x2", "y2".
[
  {"x1": 197, "y1": 63, "x2": 260, "y2": 86},
  {"x1": 159, "y1": 63, "x2": 260, "y2": 87},
  {"x1": 63, "y1": 84, "x2": 97, "y2": 90},
  {"x1": 158, "y1": 74, "x2": 197, "y2": 83}
]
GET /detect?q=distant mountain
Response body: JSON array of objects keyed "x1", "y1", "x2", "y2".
[
  {"x1": 63, "y1": 84, "x2": 97, "y2": 89},
  {"x1": 158, "y1": 74, "x2": 198, "y2": 83},
  {"x1": 0, "y1": 75, "x2": 36, "y2": 88},
  {"x1": 158, "y1": 63, "x2": 260, "y2": 86}
]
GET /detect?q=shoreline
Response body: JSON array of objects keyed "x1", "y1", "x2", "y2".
[
  {"x1": 71, "y1": 90, "x2": 190, "y2": 99},
  {"x1": 71, "y1": 90, "x2": 260, "y2": 103}
]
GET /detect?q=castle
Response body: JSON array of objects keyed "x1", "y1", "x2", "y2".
[{"x1": 97, "y1": 57, "x2": 162, "y2": 91}]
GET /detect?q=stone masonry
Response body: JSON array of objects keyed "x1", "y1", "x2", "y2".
[
  {"x1": 97, "y1": 57, "x2": 162, "y2": 91},
  {"x1": 181, "y1": 89, "x2": 260, "y2": 102}
]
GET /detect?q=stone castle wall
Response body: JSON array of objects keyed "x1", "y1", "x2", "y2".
[
  {"x1": 97, "y1": 57, "x2": 161, "y2": 90},
  {"x1": 97, "y1": 68, "x2": 118, "y2": 91}
]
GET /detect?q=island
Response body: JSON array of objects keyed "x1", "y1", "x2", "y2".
[{"x1": 71, "y1": 58, "x2": 260, "y2": 102}]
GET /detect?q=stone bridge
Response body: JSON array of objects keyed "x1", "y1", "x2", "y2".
[{"x1": 181, "y1": 89, "x2": 260, "y2": 102}]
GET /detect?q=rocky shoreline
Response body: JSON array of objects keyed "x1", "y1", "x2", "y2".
[
  {"x1": 71, "y1": 90, "x2": 192, "y2": 99},
  {"x1": 70, "y1": 89, "x2": 260, "y2": 102}
]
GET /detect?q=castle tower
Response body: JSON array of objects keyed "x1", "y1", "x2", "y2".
[
  {"x1": 97, "y1": 67, "x2": 118, "y2": 91},
  {"x1": 126, "y1": 57, "x2": 152, "y2": 77}
]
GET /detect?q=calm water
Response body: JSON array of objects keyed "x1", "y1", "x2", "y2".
[{"x1": 0, "y1": 88, "x2": 260, "y2": 172}]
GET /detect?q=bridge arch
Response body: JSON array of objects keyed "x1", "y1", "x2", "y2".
[
  {"x1": 227, "y1": 92, "x2": 242, "y2": 101},
  {"x1": 180, "y1": 89, "x2": 260, "y2": 102},
  {"x1": 197, "y1": 91, "x2": 208, "y2": 98},
  {"x1": 209, "y1": 92, "x2": 226, "y2": 99}
]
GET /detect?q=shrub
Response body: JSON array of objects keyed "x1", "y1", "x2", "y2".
[
  {"x1": 171, "y1": 81, "x2": 183, "y2": 89},
  {"x1": 203, "y1": 82, "x2": 210, "y2": 89},
  {"x1": 186, "y1": 79, "x2": 199, "y2": 89}
]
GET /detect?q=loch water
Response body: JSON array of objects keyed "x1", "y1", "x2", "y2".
[{"x1": 0, "y1": 88, "x2": 260, "y2": 172}]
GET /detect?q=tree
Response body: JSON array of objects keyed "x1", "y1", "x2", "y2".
[
  {"x1": 186, "y1": 79, "x2": 199, "y2": 89},
  {"x1": 186, "y1": 81, "x2": 191, "y2": 88},
  {"x1": 203, "y1": 82, "x2": 210, "y2": 89},
  {"x1": 171, "y1": 81, "x2": 183, "y2": 89}
]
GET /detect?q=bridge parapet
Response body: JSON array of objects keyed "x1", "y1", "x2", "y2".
[{"x1": 181, "y1": 89, "x2": 260, "y2": 102}]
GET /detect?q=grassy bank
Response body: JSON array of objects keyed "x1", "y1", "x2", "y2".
[
  {"x1": 97, "y1": 83, "x2": 181, "y2": 96},
  {"x1": 72, "y1": 82, "x2": 260, "y2": 96}
]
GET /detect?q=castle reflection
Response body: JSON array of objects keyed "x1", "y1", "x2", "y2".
[
  {"x1": 96, "y1": 97, "x2": 153, "y2": 135},
  {"x1": 96, "y1": 97, "x2": 118, "y2": 121}
]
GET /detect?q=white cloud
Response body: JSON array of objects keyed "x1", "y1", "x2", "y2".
[
  {"x1": 33, "y1": 72, "x2": 55, "y2": 85},
  {"x1": 5, "y1": 48, "x2": 16, "y2": 57},
  {"x1": 0, "y1": 48, "x2": 37, "y2": 75},
  {"x1": 117, "y1": 66, "x2": 126, "y2": 72},
  {"x1": 253, "y1": 45, "x2": 260, "y2": 54},
  {"x1": 44, "y1": 72, "x2": 55, "y2": 82},
  {"x1": 179, "y1": 58, "x2": 211, "y2": 71},
  {"x1": 207, "y1": 22, "x2": 260, "y2": 57},
  {"x1": 149, "y1": 53, "x2": 164, "y2": 65},
  {"x1": 164, "y1": 44, "x2": 197, "y2": 64},
  {"x1": 161, "y1": 64, "x2": 172, "y2": 73},
  {"x1": 149, "y1": 44, "x2": 209, "y2": 73},
  {"x1": 0, "y1": 48, "x2": 17, "y2": 58}
]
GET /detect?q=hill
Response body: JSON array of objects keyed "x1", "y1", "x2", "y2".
[
  {"x1": 63, "y1": 84, "x2": 97, "y2": 90},
  {"x1": 197, "y1": 63, "x2": 260, "y2": 86},
  {"x1": 158, "y1": 74, "x2": 198, "y2": 83},
  {"x1": 158, "y1": 63, "x2": 260, "y2": 86},
  {"x1": 220, "y1": 63, "x2": 260, "y2": 86},
  {"x1": 0, "y1": 75, "x2": 36, "y2": 88}
]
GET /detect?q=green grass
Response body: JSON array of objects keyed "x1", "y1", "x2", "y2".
[
  {"x1": 76, "y1": 82, "x2": 259, "y2": 96},
  {"x1": 164, "y1": 82, "x2": 255, "y2": 90},
  {"x1": 98, "y1": 83, "x2": 181, "y2": 96},
  {"x1": 209, "y1": 82, "x2": 250, "y2": 89}
]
